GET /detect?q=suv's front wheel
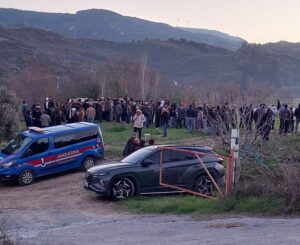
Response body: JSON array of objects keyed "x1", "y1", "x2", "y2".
[
  {"x1": 193, "y1": 175, "x2": 214, "y2": 196},
  {"x1": 110, "y1": 177, "x2": 135, "y2": 200},
  {"x1": 18, "y1": 170, "x2": 36, "y2": 186}
]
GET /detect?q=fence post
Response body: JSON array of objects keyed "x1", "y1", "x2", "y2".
[
  {"x1": 226, "y1": 128, "x2": 240, "y2": 195},
  {"x1": 231, "y1": 128, "x2": 240, "y2": 192}
]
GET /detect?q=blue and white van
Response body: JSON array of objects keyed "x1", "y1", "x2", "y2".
[{"x1": 0, "y1": 123, "x2": 104, "y2": 185}]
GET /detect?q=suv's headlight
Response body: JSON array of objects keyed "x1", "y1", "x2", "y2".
[
  {"x1": 2, "y1": 162, "x2": 14, "y2": 168},
  {"x1": 96, "y1": 172, "x2": 110, "y2": 177}
]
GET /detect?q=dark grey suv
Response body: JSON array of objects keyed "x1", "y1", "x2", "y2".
[{"x1": 84, "y1": 145, "x2": 225, "y2": 200}]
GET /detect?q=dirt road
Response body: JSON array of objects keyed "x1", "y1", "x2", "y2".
[
  {"x1": 0, "y1": 170, "x2": 118, "y2": 216},
  {"x1": 1, "y1": 170, "x2": 300, "y2": 245}
]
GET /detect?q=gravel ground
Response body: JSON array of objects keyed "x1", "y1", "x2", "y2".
[{"x1": 1, "y1": 169, "x2": 300, "y2": 245}]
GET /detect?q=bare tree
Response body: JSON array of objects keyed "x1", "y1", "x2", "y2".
[
  {"x1": 8, "y1": 59, "x2": 57, "y2": 103},
  {"x1": 0, "y1": 86, "x2": 20, "y2": 142},
  {"x1": 139, "y1": 50, "x2": 149, "y2": 101}
]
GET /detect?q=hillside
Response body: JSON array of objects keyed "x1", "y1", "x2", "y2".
[
  {"x1": 0, "y1": 27, "x2": 300, "y2": 88},
  {"x1": 0, "y1": 8, "x2": 244, "y2": 51}
]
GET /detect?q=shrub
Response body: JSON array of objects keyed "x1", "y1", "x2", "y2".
[
  {"x1": 237, "y1": 163, "x2": 300, "y2": 213},
  {"x1": 0, "y1": 86, "x2": 20, "y2": 142},
  {"x1": 0, "y1": 218, "x2": 22, "y2": 245}
]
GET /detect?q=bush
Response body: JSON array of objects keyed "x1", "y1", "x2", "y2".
[
  {"x1": 0, "y1": 218, "x2": 22, "y2": 245},
  {"x1": 237, "y1": 163, "x2": 300, "y2": 214},
  {"x1": 0, "y1": 86, "x2": 20, "y2": 142}
]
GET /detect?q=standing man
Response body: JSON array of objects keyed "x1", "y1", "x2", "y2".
[
  {"x1": 294, "y1": 104, "x2": 300, "y2": 133},
  {"x1": 289, "y1": 107, "x2": 295, "y2": 133},
  {"x1": 86, "y1": 104, "x2": 96, "y2": 123},
  {"x1": 40, "y1": 111, "x2": 51, "y2": 128},
  {"x1": 22, "y1": 101, "x2": 29, "y2": 120},
  {"x1": 161, "y1": 104, "x2": 170, "y2": 137},
  {"x1": 78, "y1": 107, "x2": 85, "y2": 122},
  {"x1": 177, "y1": 103, "x2": 186, "y2": 129},
  {"x1": 133, "y1": 109, "x2": 146, "y2": 139},
  {"x1": 155, "y1": 102, "x2": 162, "y2": 129},
  {"x1": 279, "y1": 104, "x2": 291, "y2": 135},
  {"x1": 32, "y1": 105, "x2": 42, "y2": 127},
  {"x1": 186, "y1": 104, "x2": 196, "y2": 133},
  {"x1": 24, "y1": 111, "x2": 32, "y2": 128}
]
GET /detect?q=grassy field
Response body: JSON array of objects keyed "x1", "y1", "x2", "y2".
[
  {"x1": 99, "y1": 122, "x2": 208, "y2": 158},
  {"x1": 122, "y1": 195, "x2": 281, "y2": 215},
  {"x1": 10, "y1": 120, "x2": 300, "y2": 215}
]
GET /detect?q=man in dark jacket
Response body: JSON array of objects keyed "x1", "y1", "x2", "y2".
[
  {"x1": 123, "y1": 132, "x2": 138, "y2": 157},
  {"x1": 161, "y1": 104, "x2": 170, "y2": 137},
  {"x1": 24, "y1": 110, "x2": 32, "y2": 128},
  {"x1": 155, "y1": 102, "x2": 162, "y2": 128},
  {"x1": 295, "y1": 104, "x2": 300, "y2": 133},
  {"x1": 279, "y1": 104, "x2": 291, "y2": 135},
  {"x1": 177, "y1": 104, "x2": 186, "y2": 128},
  {"x1": 186, "y1": 104, "x2": 196, "y2": 133},
  {"x1": 259, "y1": 109, "x2": 273, "y2": 140}
]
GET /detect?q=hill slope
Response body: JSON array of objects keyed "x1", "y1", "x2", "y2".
[
  {"x1": 0, "y1": 27, "x2": 300, "y2": 88},
  {"x1": 0, "y1": 8, "x2": 244, "y2": 51}
]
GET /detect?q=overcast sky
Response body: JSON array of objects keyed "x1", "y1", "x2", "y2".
[{"x1": 0, "y1": 0, "x2": 299, "y2": 43}]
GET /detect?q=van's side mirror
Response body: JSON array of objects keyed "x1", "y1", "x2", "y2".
[
  {"x1": 141, "y1": 159, "x2": 154, "y2": 167},
  {"x1": 23, "y1": 149, "x2": 33, "y2": 158}
]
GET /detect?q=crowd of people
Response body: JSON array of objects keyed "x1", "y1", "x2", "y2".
[{"x1": 21, "y1": 96, "x2": 300, "y2": 142}]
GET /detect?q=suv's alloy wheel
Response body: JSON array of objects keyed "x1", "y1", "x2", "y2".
[
  {"x1": 18, "y1": 170, "x2": 35, "y2": 186},
  {"x1": 111, "y1": 177, "x2": 135, "y2": 200},
  {"x1": 194, "y1": 175, "x2": 214, "y2": 196}
]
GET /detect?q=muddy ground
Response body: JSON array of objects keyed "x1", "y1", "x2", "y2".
[{"x1": 1, "y1": 166, "x2": 300, "y2": 244}]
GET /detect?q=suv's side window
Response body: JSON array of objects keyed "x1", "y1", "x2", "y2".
[
  {"x1": 25, "y1": 138, "x2": 49, "y2": 157},
  {"x1": 163, "y1": 150, "x2": 196, "y2": 163},
  {"x1": 144, "y1": 151, "x2": 160, "y2": 164}
]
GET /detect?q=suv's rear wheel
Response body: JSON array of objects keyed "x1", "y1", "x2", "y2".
[
  {"x1": 81, "y1": 156, "x2": 96, "y2": 171},
  {"x1": 193, "y1": 175, "x2": 214, "y2": 196},
  {"x1": 18, "y1": 170, "x2": 35, "y2": 186},
  {"x1": 111, "y1": 177, "x2": 135, "y2": 200}
]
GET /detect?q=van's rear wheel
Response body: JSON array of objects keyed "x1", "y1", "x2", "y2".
[
  {"x1": 81, "y1": 157, "x2": 96, "y2": 171},
  {"x1": 18, "y1": 170, "x2": 35, "y2": 186}
]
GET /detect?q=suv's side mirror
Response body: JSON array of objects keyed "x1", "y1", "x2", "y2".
[{"x1": 141, "y1": 159, "x2": 154, "y2": 167}]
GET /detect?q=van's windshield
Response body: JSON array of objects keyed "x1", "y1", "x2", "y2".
[{"x1": 1, "y1": 134, "x2": 33, "y2": 156}]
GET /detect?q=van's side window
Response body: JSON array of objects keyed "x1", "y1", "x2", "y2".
[
  {"x1": 26, "y1": 138, "x2": 49, "y2": 156},
  {"x1": 54, "y1": 129, "x2": 98, "y2": 149}
]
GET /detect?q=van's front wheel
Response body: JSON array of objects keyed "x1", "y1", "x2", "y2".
[
  {"x1": 81, "y1": 157, "x2": 96, "y2": 171},
  {"x1": 18, "y1": 170, "x2": 35, "y2": 186}
]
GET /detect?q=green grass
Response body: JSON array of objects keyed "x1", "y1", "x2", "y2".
[
  {"x1": 122, "y1": 195, "x2": 281, "y2": 215},
  {"x1": 99, "y1": 122, "x2": 207, "y2": 158}
]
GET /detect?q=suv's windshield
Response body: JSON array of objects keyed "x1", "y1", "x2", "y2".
[
  {"x1": 1, "y1": 134, "x2": 33, "y2": 156},
  {"x1": 121, "y1": 148, "x2": 153, "y2": 164}
]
